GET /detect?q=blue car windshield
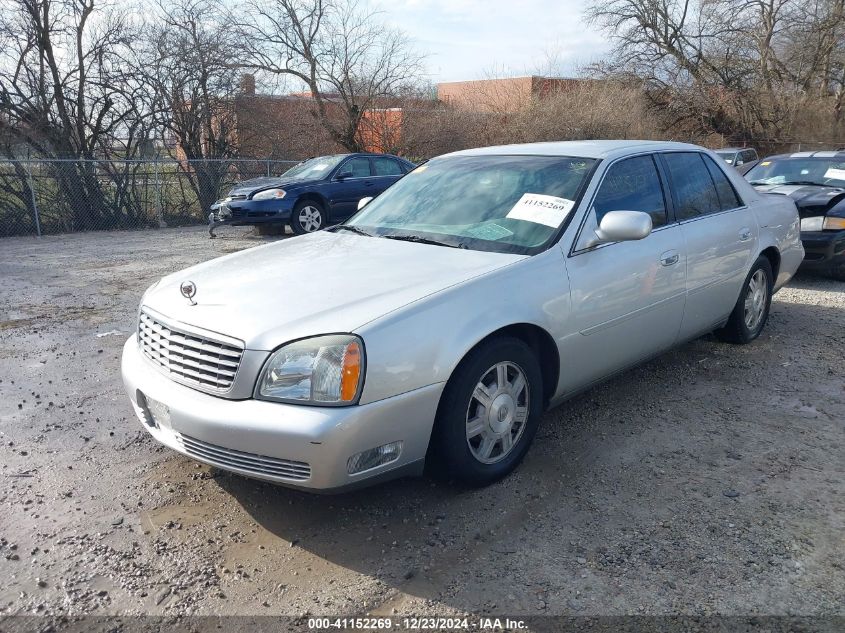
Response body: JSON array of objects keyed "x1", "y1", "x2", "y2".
[
  {"x1": 346, "y1": 155, "x2": 596, "y2": 254},
  {"x1": 746, "y1": 158, "x2": 845, "y2": 187},
  {"x1": 283, "y1": 155, "x2": 345, "y2": 180}
]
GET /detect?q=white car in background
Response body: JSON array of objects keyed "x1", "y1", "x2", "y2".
[{"x1": 122, "y1": 141, "x2": 802, "y2": 492}]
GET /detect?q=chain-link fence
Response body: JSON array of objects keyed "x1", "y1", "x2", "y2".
[{"x1": 0, "y1": 158, "x2": 299, "y2": 237}]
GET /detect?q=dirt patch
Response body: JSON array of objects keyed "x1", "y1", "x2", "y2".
[{"x1": 0, "y1": 226, "x2": 842, "y2": 619}]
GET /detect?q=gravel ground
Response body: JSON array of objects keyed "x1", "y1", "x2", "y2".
[{"x1": 0, "y1": 226, "x2": 843, "y2": 620}]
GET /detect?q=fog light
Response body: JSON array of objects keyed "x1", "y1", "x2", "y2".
[{"x1": 347, "y1": 441, "x2": 403, "y2": 475}]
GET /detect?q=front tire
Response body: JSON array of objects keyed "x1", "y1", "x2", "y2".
[
  {"x1": 715, "y1": 256, "x2": 773, "y2": 344},
  {"x1": 430, "y1": 337, "x2": 543, "y2": 486},
  {"x1": 290, "y1": 201, "x2": 326, "y2": 234}
]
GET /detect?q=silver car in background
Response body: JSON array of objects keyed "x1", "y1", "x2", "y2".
[{"x1": 121, "y1": 141, "x2": 802, "y2": 492}]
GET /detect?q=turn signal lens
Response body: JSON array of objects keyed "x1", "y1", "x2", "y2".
[
  {"x1": 340, "y1": 340, "x2": 362, "y2": 402},
  {"x1": 823, "y1": 216, "x2": 845, "y2": 230}
]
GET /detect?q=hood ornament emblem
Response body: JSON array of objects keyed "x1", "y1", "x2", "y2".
[{"x1": 180, "y1": 280, "x2": 197, "y2": 305}]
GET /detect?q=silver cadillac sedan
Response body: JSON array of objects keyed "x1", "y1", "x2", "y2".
[{"x1": 121, "y1": 141, "x2": 803, "y2": 492}]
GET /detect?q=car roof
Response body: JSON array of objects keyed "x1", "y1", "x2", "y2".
[
  {"x1": 761, "y1": 150, "x2": 845, "y2": 161},
  {"x1": 716, "y1": 147, "x2": 748, "y2": 152},
  {"x1": 441, "y1": 140, "x2": 707, "y2": 161},
  {"x1": 307, "y1": 152, "x2": 409, "y2": 160}
]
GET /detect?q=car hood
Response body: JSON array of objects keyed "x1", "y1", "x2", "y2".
[
  {"x1": 753, "y1": 183, "x2": 845, "y2": 217},
  {"x1": 228, "y1": 176, "x2": 317, "y2": 196},
  {"x1": 142, "y1": 231, "x2": 527, "y2": 350}
]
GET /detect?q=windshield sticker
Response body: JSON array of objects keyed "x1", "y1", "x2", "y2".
[
  {"x1": 506, "y1": 193, "x2": 575, "y2": 228},
  {"x1": 824, "y1": 167, "x2": 845, "y2": 180},
  {"x1": 466, "y1": 223, "x2": 514, "y2": 241},
  {"x1": 410, "y1": 165, "x2": 428, "y2": 174},
  {"x1": 760, "y1": 161, "x2": 771, "y2": 166}
]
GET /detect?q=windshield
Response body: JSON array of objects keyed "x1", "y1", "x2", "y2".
[
  {"x1": 282, "y1": 155, "x2": 345, "y2": 180},
  {"x1": 716, "y1": 151, "x2": 737, "y2": 165},
  {"x1": 746, "y1": 158, "x2": 845, "y2": 187},
  {"x1": 345, "y1": 155, "x2": 596, "y2": 254}
]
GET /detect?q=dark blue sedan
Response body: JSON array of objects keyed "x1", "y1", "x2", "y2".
[{"x1": 211, "y1": 153, "x2": 415, "y2": 236}]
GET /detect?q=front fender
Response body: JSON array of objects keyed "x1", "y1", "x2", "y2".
[{"x1": 355, "y1": 248, "x2": 570, "y2": 405}]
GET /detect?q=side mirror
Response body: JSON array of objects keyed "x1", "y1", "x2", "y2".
[
  {"x1": 736, "y1": 159, "x2": 744, "y2": 166},
  {"x1": 336, "y1": 171, "x2": 353, "y2": 181},
  {"x1": 357, "y1": 196, "x2": 373, "y2": 210},
  {"x1": 588, "y1": 210, "x2": 652, "y2": 247}
]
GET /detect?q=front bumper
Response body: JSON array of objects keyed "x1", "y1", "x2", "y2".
[
  {"x1": 222, "y1": 197, "x2": 297, "y2": 224},
  {"x1": 121, "y1": 336, "x2": 442, "y2": 491},
  {"x1": 799, "y1": 229, "x2": 845, "y2": 271}
]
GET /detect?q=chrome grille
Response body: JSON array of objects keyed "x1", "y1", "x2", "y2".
[
  {"x1": 138, "y1": 310, "x2": 243, "y2": 392},
  {"x1": 176, "y1": 433, "x2": 312, "y2": 481}
]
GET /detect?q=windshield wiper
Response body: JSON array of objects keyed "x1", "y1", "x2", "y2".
[
  {"x1": 331, "y1": 225, "x2": 374, "y2": 237},
  {"x1": 758, "y1": 180, "x2": 823, "y2": 187},
  {"x1": 381, "y1": 234, "x2": 466, "y2": 249}
]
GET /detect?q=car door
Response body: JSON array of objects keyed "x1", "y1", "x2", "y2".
[
  {"x1": 660, "y1": 152, "x2": 757, "y2": 339},
  {"x1": 559, "y1": 154, "x2": 687, "y2": 393},
  {"x1": 329, "y1": 157, "x2": 376, "y2": 219}
]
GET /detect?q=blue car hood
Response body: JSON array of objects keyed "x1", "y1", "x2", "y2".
[{"x1": 228, "y1": 176, "x2": 319, "y2": 196}]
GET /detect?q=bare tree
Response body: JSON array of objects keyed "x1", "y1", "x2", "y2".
[
  {"x1": 0, "y1": 0, "x2": 153, "y2": 231},
  {"x1": 585, "y1": 0, "x2": 845, "y2": 146},
  {"x1": 139, "y1": 0, "x2": 245, "y2": 218},
  {"x1": 238, "y1": 0, "x2": 424, "y2": 152}
]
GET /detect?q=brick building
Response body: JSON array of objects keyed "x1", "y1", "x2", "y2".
[
  {"x1": 215, "y1": 75, "x2": 418, "y2": 159},
  {"x1": 437, "y1": 76, "x2": 585, "y2": 113},
  {"x1": 182, "y1": 75, "x2": 590, "y2": 161}
]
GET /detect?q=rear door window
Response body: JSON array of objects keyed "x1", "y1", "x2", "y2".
[
  {"x1": 372, "y1": 157, "x2": 404, "y2": 176},
  {"x1": 702, "y1": 155, "x2": 743, "y2": 211},
  {"x1": 662, "y1": 153, "x2": 721, "y2": 220}
]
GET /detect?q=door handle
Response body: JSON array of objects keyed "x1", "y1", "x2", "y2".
[
  {"x1": 660, "y1": 250, "x2": 680, "y2": 266},
  {"x1": 739, "y1": 228, "x2": 752, "y2": 241}
]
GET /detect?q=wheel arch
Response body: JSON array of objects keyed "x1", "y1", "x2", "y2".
[
  {"x1": 293, "y1": 191, "x2": 329, "y2": 214},
  {"x1": 759, "y1": 245, "x2": 781, "y2": 282},
  {"x1": 446, "y1": 322, "x2": 560, "y2": 409}
]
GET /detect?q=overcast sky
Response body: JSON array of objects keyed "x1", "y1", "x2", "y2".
[{"x1": 373, "y1": 0, "x2": 610, "y2": 83}]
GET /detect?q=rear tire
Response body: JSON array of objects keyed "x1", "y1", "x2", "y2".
[
  {"x1": 290, "y1": 201, "x2": 326, "y2": 235},
  {"x1": 430, "y1": 337, "x2": 543, "y2": 487},
  {"x1": 715, "y1": 256, "x2": 773, "y2": 344},
  {"x1": 830, "y1": 260, "x2": 845, "y2": 281}
]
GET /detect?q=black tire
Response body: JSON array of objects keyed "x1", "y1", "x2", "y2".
[
  {"x1": 830, "y1": 260, "x2": 845, "y2": 282},
  {"x1": 430, "y1": 337, "x2": 543, "y2": 487},
  {"x1": 290, "y1": 200, "x2": 326, "y2": 235},
  {"x1": 715, "y1": 256, "x2": 773, "y2": 344}
]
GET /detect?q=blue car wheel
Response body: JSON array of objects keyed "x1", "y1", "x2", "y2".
[{"x1": 291, "y1": 200, "x2": 326, "y2": 234}]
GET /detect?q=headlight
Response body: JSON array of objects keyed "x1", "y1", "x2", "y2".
[
  {"x1": 800, "y1": 216, "x2": 824, "y2": 231},
  {"x1": 823, "y1": 216, "x2": 845, "y2": 230},
  {"x1": 252, "y1": 188, "x2": 286, "y2": 201},
  {"x1": 257, "y1": 335, "x2": 364, "y2": 405}
]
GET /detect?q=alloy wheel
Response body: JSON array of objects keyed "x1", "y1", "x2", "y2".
[
  {"x1": 743, "y1": 269, "x2": 767, "y2": 330},
  {"x1": 297, "y1": 206, "x2": 323, "y2": 232},
  {"x1": 465, "y1": 361, "x2": 529, "y2": 464}
]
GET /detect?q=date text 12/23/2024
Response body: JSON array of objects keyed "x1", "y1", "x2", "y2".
[{"x1": 307, "y1": 617, "x2": 527, "y2": 630}]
